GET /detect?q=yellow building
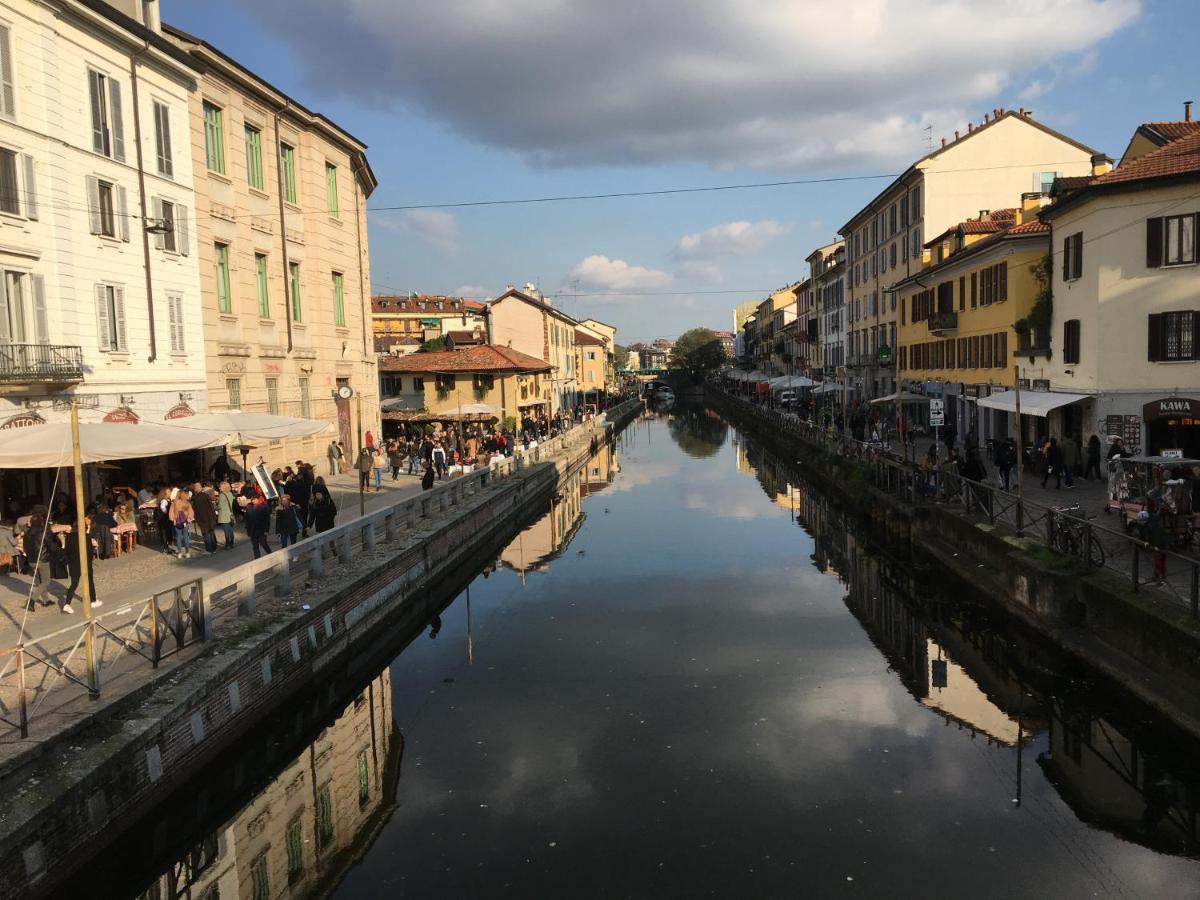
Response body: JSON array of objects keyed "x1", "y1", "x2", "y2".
[
  {"x1": 575, "y1": 329, "x2": 608, "y2": 402},
  {"x1": 164, "y1": 26, "x2": 379, "y2": 467},
  {"x1": 371, "y1": 294, "x2": 488, "y2": 353},
  {"x1": 378, "y1": 345, "x2": 552, "y2": 429},
  {"x1": 895, "y1": 202, "x2": 1050, "y2": 444},
  {"x1": 578, "y1": 317, "x2": 618, "y2": 389}
]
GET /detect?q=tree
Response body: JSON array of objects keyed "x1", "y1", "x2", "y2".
[
  {"x1": 419, "y1": 336, "x2": 448, "y2": 352},
  {"x1": 614, "y1": 344, "x2": 631, "y2": 371},
  {"x1": 670, "y1": 328, "x2": 727, "y2": 380}
]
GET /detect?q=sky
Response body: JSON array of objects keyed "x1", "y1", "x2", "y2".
[{"x1": 168, "y1": 0, "x2": 1197, "y2": 345}]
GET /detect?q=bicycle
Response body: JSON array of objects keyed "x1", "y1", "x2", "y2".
[{"x1": 1050, "y1": 504, "x2": 1106, "y2": 567}]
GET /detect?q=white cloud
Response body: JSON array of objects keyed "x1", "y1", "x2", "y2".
[
  {"x1": 674, "y1": 219, "x2": 789, "y2": 269},
  {"x1": 244, "y1": 0, "x2": 1140, "y2": 170},
  {"x1": 453, "y1": 284, "x2": 492, "y2": 299},
  {"x1": 378, "y1": 208, "x2": 459, "y2": 253},
  {"x1": 571, "y1": 255, "x2": 673, "y2": 292}
]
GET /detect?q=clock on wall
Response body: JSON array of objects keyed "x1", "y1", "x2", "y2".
[{"x1": 337, "y1": 385, "x2": 354, "y2": 400}]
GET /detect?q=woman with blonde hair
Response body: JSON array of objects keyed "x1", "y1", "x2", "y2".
[{"x1": 168, "y1": 489, "x2": 195, "y2": 559}]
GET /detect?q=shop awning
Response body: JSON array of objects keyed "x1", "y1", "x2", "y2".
[
  {"x1": 977, "y1": 389, "x2": 1091, "y2": 418},
  {"x1": 870, "y1": 390, "x2": 930, "y2": 404},
  {"x1": 813, "y1": 382, "x2": 842, "y2": 395},
  {"x1": 0, "y1": 421, "x2": 228, "y2": 469},
  {"x1": 769, "y1": 375, "x2": 816, "y2": 390},
  {"x1": 167, "y1": 411, "x2": 333, "y2": 443}
]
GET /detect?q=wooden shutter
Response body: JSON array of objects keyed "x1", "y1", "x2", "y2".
[
  {"x1": 95, "y1": 284, "x2": 111, "y2": 351},
  {"x1": 89, "y1": 71, "x2": 106, "y2": 154},
  {"x1": 108, "y1": 78, "x2": 125, "y2": 162},
  {"x1": 30, "y1": 274, "x2": 48, "y2": 344},
  {"x1": 970, "y1": 272, "x2": 977, "y2": 308},
  {"x1": 1062, "y1": 236, "x2": 1071, "y2": 280},
  {"x1": 0, "y1": 24, "x2": 14, "y2": 119},
  {"x1": 113, "y1": 285, "x2": 127, "y2": 350},
  {"x1": 1071, "y1": 234, "x2": 1083, "y2": 280},
  {"x1": 85, "y1": 175, "x2": 101, "y2": 233},
  {"x1": 21, "y1": 154, "x2": 35, "y2": 220},
  {"x1": 155, "y1": 103, "x2": 173, "y2": 178},
  {"x1": 959, "y1": 276, "x2": 965, "y2": 311},
  {"x1": 0, "y1": 272, "x2": 9, "y2": 344},
  {"x1": 168, "y1": 291, "x2": 184, "y2": 353},
  {"x1": 998, "y1": 262, "x2": 1007, "y2": 301},
  {"x1": 1147, "y1": 313, "x2": 1163, "y2": 361},
  {"x1": 998, "y1": 330, "x2": 1007, "y2": 364},
  {"x1": 152, "y1": 197, "x2": 165, "y2": 250},
  {"x1": 1146, "y1": 218, "x2": 1163, "y2": 268},
  {"x1": 176, "y1": 203, "x2": 189, "y2": 256},
  {"x1": 117, "y1": 184, "x2": 129, "y2": 241}
]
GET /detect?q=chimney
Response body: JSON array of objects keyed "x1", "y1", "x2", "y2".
[
  {"x1": 979, "y1": 209, "x2": 989, "y2": 219},
  {"x1": 941, "y1": 137, "x2": 947, "y2": 148},
  {"x1": 983, "y1": 112, "x2": 990, "y2": 124},
  {"x1": 1091, "y1": 152, "x2": 1112, "y2": 177},
  {"x1": 1186, "y1": 100, "x2": 1194, "y2": 122},
  {"x1": 1018, "y1": 192, "x2": 1043, "y2": 223},
  {"x1": 997, "y1": 107, "x2": 1005, "y2": 117},
  {"x1": 954, "y1": 130, "x2": 960, "y2": 141},
  {"x1": 968, "y1": 122, "x2": 974, "y2": 133}
]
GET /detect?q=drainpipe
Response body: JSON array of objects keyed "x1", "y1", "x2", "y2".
[
  {"x1": 129, "y1": 45, "x2": 157, "y2": 362},
  {"x1": 273, "y1": 107, "x2": 293, "y2": 353},
  {"x1": 353, "y1": 168, "x2": 368, "y2": 358}
]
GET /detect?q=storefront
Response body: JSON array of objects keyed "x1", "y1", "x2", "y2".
[{"x1": 1142, "y1": 396, "x2": 1200, "y2": 459}]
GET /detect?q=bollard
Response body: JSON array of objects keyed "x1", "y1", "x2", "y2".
[
  {"x1": 309, "y1": 541, "x2": 326, "y2": 579},
  {"x1": 275, "y1": 553, "x2": 292, "y2": 596},
  {"x1": 238, "y1": 572, "x2": 257, "y2": 616}
]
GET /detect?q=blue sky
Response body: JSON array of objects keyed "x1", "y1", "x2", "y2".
[{"x1": 169, "y1": 0, "x2": 1195, "y2": 344}]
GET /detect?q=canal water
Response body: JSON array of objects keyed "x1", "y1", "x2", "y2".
[{"x1": 85, "y1": 406, "x2": 1200, "y2": 899}]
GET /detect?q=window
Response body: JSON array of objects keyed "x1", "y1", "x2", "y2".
[
  {"x1": 255, "y1": 253, "x2": 270, "y2": 318},
  {"x1": 280, "y1": 142, "x2": 297, "y2": 204},
  {"x1": 357, "y1": 750, "x2": 370, "y2": 807},
  {"x1": 473, "y1": 373, "x2": 494, "y2": 391},
  {"x1": 0, "y1": 148, "x2": 16, "y2": 214},
  {"x1": 86, "y1": 176, "x2": 125, "y2": 240},
  {"x1": 1147, "y1": 311, "x2": 1198, "y2": 361},
  {"x1": 911, "y1": 226, "x2": 921, "y2": 258},
  {"x1": 1151, "y1": 214, "x2": 1199, "y2": 266},
  {"x1": 88, "y1": 69, "x2": 124, "y2": 160},
  {"x1": 958, "y1": 276, "x2": 965, "y2": 311},
  {"x1": 244, "y1": 125, "x2": 264, "y2": 190},
  {"x1": 152, "y1": 101, "x2": 172, "y2": 177},
  {"x1": 889, "y1": 242, "x2": 896, "y2": 268},
  {"x1": 226, "y1": 377, "x2": 241, "y2": 409},
  {"x1": 412, "y1": 376, "x2": 424, "y2": 391},
  {"x1": 997, "y1": 331, "x2": 1008, "y2": 366},
  {"x1": 331, "y1": 271, "x2": 345, "y2": 326},
  {"x1": 265, "y1": 376, "x2": 279, "y2": 415},
  {"x1": 315, "y1": 784, "x2": 334, "y2": 849},
  {"x1": 158, "y1": 199, "x2": 176, "y2": 252},
  {"x1": 910, "y1": 185, "x2": 921, "y2": 220},
  {"x1": 979, "y1": 263, "x2": 1007, "y2": 305},
  {"x1": 1037, "y1": 171, "x2": 1058, "y2": 195},
  {"x1": 2, "y1": 270, "x2": 48, "y2": 345},
  {"x1": 435, "y1": 373, "x2": 455, "y2": 392},
  {"x1": 586, "y1": 350, "x2": 596, "y2": 360},
  {"x1": 166, "y1": 291, "x2": 185, "y2": 354},
  {"x1": 325, "y1": 162, "x2": 338, "y2": 215},
  {"x1": 900, "y1": 196, "x2": 908, "y2": 228},
  {"x1": 215, "y1": 243, "x2": 231, "y2": 313},
  {"x1": 1062, "y1": 232, "x2": 1083, "y2": 281},
  {"x1": 202, "y1": 102, "x2": 224, "y2": 173},
  {"x1": 970, "y1": 271, "x2": 977, "y2": 308},
  {"x1": 250, "y1": 854, "x2": 269, "y2": 900},
  {"x1": 299, "y1": 376, "x2": 311, "y2": 418},
  {"x1": 286, "y1": 817, "x2": 305, "y2": 885},
  {"x1": 94, "y1": 283, "x2": 127, "y2": 351},
  {"x1": 289, "y1": 261, "x2": 302, "y2": 322},
  {"x1": 1061, "y1": 319, "x2": 1081, "y2": 365},
  {"x1": 0, "y1": 23, "x2": 15, "y2": 120}
]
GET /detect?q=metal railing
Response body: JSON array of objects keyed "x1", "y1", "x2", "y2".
[
  {"x1": 928, "y1": 311, "x2": 958, "y2": 333},
  {"x1": 0, "y1": 398, "x2": 641, "y2": 738},
  {"x1": 716, "y1": 389, "x2": 1200, "y2": 619},
  {"x1": 0, "y1": 343, "x2": 84, "y2": 382}
]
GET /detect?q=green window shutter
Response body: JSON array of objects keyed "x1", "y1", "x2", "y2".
[
  {"x1": 289, "y1": 261, "x2": 302, "y2": 321},
  {"x1": 332, "y1": 272, "x2": 345, "y2": 326},
  {"x1": 281, "y1": 144, "x2": 297, "y2": 204},
  {"x1": 204, "y1": 103, "x2": 224, "y2": 173},
  {"x1": 256, "y1": 254, "x2": 270, "y2": 317},
  {"x1": 88, "y1": 71, "x2": 106, "y2": 155},
  {"x1": 244, "y1": 126, "x2": 263, "y2": 190},
  {"x1": 215, "y1": 244, "x2": 231, "y2": 313},
  {"x1": 326, "y1": 162, "x2": 338, "y2": 214},
  {"x1": 0, "y1": 24, "x2": 14, "y2": 120}
]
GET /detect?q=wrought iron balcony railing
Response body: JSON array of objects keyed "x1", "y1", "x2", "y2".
[
  {"x1": 928, "y1": 311, "x2": 958, "y2": 334},
  {"x1": 0, "y1": 343, "x2": 85, "y2": 383}
]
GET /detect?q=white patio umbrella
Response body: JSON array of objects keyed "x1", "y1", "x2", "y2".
[
  {"x1": 0, "y1": 420, "x2": 229, "y2": 469},
  {"x1": 167, "y1": 411, "x2": 333, "y2": 443}
]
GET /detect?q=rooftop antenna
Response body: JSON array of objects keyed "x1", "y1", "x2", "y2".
[{"x1": 923, "y1": 124, "x2": 933, "y2": 153}]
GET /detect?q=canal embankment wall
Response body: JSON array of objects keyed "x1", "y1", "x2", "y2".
[
  {"x1": 0, "y1": 400, "x2": 642, "y2": 900},
  {"x1": 711, "y1": 390, "x2": 1200, "y2": 742}
]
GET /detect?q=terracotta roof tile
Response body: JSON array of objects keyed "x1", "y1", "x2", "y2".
[
  {"x1": 1142, "y1": 121, "x2": 1200, "y2": 143},
  {"x1": 371, "y1": 294, "x2": 484, "y2": 314},
  {"x1": 378, "y1": 345, "x2": 552, "y2": 374},
  {"x1": 1094, "y1": 130, "x2": 1200, "y2": 186},
  {"x1": 574, "y1": 330, "x2": 605, "y2": 346},
  {"x1": 1007, "y1": 219, "x2": 1050, "y2": 234}
]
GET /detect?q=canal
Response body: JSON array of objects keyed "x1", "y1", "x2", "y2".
[{"x1": 62, "y1": 405, "x2": 1200, "y2": 899}]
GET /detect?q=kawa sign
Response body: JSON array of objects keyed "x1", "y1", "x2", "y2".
[{"x1": 1143, "y1": 397, "x2": 1198, "y2": 420}]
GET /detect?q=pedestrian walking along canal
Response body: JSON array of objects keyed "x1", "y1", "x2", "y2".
[{"x1": 52, "y1": 406, "x2": 1200, "y2": 899}]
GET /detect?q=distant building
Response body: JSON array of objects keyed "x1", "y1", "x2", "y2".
[
  {"x1": 489, "y1": 286, "x2": 579, "y2": 413},
  {"x1": 371, "y1": 294, "x2": 487, "y2": 346}
]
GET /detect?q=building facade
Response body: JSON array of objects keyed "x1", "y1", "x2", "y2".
[
  {"x1": 840, "y1": 109, "x2": 1098, "y2": 403},
  {"x1": 808, "y1": 241, "x2": 846, "y2": 379},
  {"x1": 371, "y1": 293, "x2": 487, "y2": 353},
  {"x1": 164, "y1": 25, "x2": 378, "y2": 468},
  {"x1": 489, "y1": 287, "x2": 578, "y2": 414},
  {"x1": 0, "y1": 0, "x2": 209, "y2": 501}
]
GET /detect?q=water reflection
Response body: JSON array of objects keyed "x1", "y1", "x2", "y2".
[{"x1": 665, "y1": 404, "x2": 727, "y2": 458}]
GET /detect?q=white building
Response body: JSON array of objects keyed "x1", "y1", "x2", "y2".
[
  {"x1": 0, "y1": 0, "x2": 207, "y2": 496},
  {"x1": 1034, "y1": 115, "x2": 1200, "y2": 457},
  {"x1": 807, "y1": 240, "x2": 846, "y2": 378}
]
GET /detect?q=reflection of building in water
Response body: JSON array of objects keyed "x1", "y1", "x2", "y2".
[
  {"x1": 137, "y1": 671, "x2": 397, "y2": 900},
  {"x1": 1039, "y1": 698, "x2": 1199, "y2": 855},
  {"x1": 500, "y1": 467, "x2": 585, "y2": 577},
  {"x1": 581, "y1": 441, "x2": 619, "y2": 497}
]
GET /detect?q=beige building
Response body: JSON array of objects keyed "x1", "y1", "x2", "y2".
[
  {"x1": 578, "y1": 316, "x2": 617, "y2": 388},
  {"x1": 575, "y1": 329, "x2": 607, "y2": 401},
  {"x1": 840, "y1": 108, "x2": 1099, "y2": 402},
  {"x1": 164, "y1": 26, "x2": 378, "y2": 468},
  {"x1": 489, "y1": 287, "x2": 578, "y2": 414}
]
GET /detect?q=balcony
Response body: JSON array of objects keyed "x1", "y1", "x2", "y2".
[
  {"x1": 0, "y1": 343, "x2": 85, "y2": 384},
  {"x1": 927, "y1": 311, "x2": 958, "y2": 335}
]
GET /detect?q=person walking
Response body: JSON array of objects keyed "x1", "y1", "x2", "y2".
[
  {"x1": 421, "y1": 460, "x2": 435, "y2": 491},
  {"x1": 327, "y1": 439, "x2": 343, "y2": 477},
  {"x1": 216, "y1": 481, "x2": 236, "y2": 549},
  {"x1": 1060, "y1": 435, "x2": 1079, "y2": 487},
  {"x1": 275, "y1": 494, "x2": 302, "y2": 549},
  {"x1": 356, "y1": 446, "x2": 373, "y2": 492},
  {"x1": 389, "y1": 441, "x2": 404, "y2": 481},
  {"x1": 1041, "y1": 437, "x2": 1063, "y2": 489},
  {"x1": 432, "y1": 440, "x2": 448, "y2": 480},
  {"x1": 993, "y1": 438, "x2": 1013, "y2": 491},
  {"x1": 245, "y1": 496, "x2": 273, "y2": 559},
  {"x1": 371, "y1": 447, "x2": 387, "y2": 490},
  {"x1": 58, "y1": 517, "x2": 99, "y2": 614},
  {"x1": 308, "y1": 489, "x2": 338, "y2": 534},
  {"x1": 191, "y1": 483, "x2": 219, "y2": 555},
  {"x1": 25, "y1": 504, "x2": 55, "y2": 611},
  {"x1": 169, "y1": 491, "x2": 195, "y2": 559},
  {"x1": 408, "y1": 439, "x2": 421, "y2": 475},
  {"x1": 1084, "y1": 435, "x2": 1103, "y2": 480}
]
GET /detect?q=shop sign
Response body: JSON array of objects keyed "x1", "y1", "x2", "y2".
[
  {"x1": 0, "y1": 412, "x2": 46, "y2": 429},
  {"x1": 103, "y1": 407, "x2": 140, "y2": 424},
  {"x1": 164, "y1": 403, "x2": 195, "y2": 420},
  {"x1": 1162, "y1": 449, "x2": 1184, "y2": 459},
  {"x1": 1143, "y1": 397, "x2": 1198, "y2": 420}
]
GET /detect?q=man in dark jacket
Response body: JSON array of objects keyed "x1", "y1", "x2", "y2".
[
  {"x1": 25, "y1": 505, "x2": 55, "y2": 610},
  {"x1": 286, "y1": 470, "x2": 312, "y2": 537},
  {"x1": 244, "y1": 497, "x2": 273, "y2": 559},
  {"x1": 308, "y1": 490, "x2": 338, "y2": 533},
  {"x1": 274, "y1": 494, "x2": 302, "y2": 548},
  {"x1": 1041, "y1": 437, "x2": 1064, "y2": 489},
  {"x1": 191, "y1": 483, "x2": 218, "y2": 554}
]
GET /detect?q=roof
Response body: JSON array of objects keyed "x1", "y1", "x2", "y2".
[
  {"x1": 895, "y1": 217, "x2": 1050, "y2": 289},
  {"x1": 378, "y1": 345, "x2": 552, "y2": 374},
  {"x1": 372, "y1": 294, "x2": 484, "y2": 315},
  {"x1": 840, "y1": 110, "x2": 1099, "y2": 233},
  {"x1": 1042, "y1": 129, "x2": 1200, "y2": 218},
  {"x1": 373, "y1": 335, "x2": 420, "y2": 352},
  {"x1": 1142, "y1": 121, "x2": 1200, "y2": 143},
  {"x1": 924, "y1": 208, "x2": 1017, "y2": 248},
  {"x1": 446, "y1": 330, "x2": 482, "y2": 343},
  {"x1": 491, "y1": 288, "x2": 579, "y2": 325},
  {"x1": 574, "y1": 330, "x2": 605, "y2": 347},
  {"x1": 75, "y1": 1, "x2": 200, "y2": 72}
]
